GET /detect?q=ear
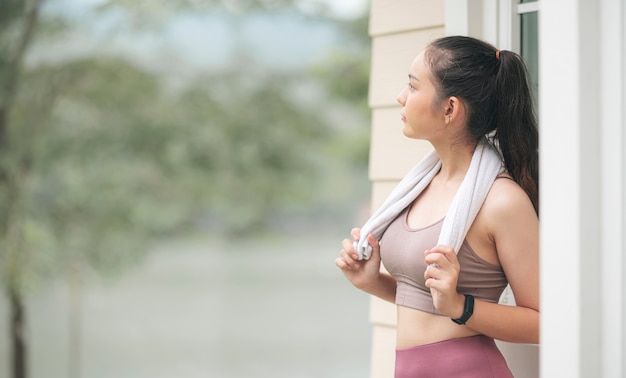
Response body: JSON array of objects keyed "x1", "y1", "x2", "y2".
[{"x1": 442, "y1": 96, "x2": 465, "y2": 125}]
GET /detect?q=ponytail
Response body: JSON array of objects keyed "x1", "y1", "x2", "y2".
[
  {"x1": 425, "y1": 36, "x2": 539, "y2": 214},
  {"x1": 494, "y1": 51, "x2": 539, "y2": 214}
]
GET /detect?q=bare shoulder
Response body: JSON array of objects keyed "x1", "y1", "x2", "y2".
[
  {"x1": 467, "y1": 175, "x2": 538, "y2": 270},
  {"x1": 480, "y1": 175, "x2": 538, "y2": 237},
  {"x1": 485, "y1": 176, "x2": 535, "y2": 216}
]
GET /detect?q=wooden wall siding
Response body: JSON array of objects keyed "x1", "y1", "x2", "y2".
[
  {"x1": 369, "y1": 28, "x2": 445, "y2": 108},
  {"x1": 369, "y1": 0, "x2": 445, "y2": 37},
  {"x1": 369, "y1": 295, "x2": 396, "y2": 327},
  {"x1": 370, "y1": 325, "x2": 397, "y2": 378}
]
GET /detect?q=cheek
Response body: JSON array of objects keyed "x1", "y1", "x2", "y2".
[
  {"x1": 406, "y1": 98, "x2": 427, "y2": 120},
  {"x1": 410, "y1": 97, "x2": 438, "y2": 120}
]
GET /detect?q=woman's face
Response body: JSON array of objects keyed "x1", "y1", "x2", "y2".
[{"x1": 396, "y1": 51, "x2": 446, "y2": 140}]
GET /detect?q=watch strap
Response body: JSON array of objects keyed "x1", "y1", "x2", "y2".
[{"x1": 451, "y1": 294, "x2": 475, "y2": 325}]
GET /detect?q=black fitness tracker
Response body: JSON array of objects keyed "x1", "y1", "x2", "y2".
[{"x1": 451, "y1": 294, "x2": 475, "y2": 325}]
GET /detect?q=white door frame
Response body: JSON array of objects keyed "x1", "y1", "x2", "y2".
[
  {"x1": 445, "y1": 0, "x2": 626, "y2": 377},
  {"x1": 541, "y1": 0, "x2": 626, "y2": 377}
]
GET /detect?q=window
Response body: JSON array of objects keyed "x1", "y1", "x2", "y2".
[
  {"x1": 518, "y1": 1, "x2": 539, "y2": 105},
  {"x1": 495, "y1": 0, "x2": 539, "y2": 102}
]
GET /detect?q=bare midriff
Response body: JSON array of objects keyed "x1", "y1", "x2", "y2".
[{"x1": 396, "y1": 306, "x2": 480, "y2": 348}]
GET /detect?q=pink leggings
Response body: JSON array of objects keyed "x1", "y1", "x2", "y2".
[{"x1": 394, "y1": 335, "x2": 514, "y2": 378}]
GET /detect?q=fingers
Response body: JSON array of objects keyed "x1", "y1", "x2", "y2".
[
  {"x1": 342, "y1": 238, "x2": 358, "y2": 258},
  {"x1": 336, "y1": 229, "x2": 375, "y2": 272},
  {"x1": 335, "y1": 257, "x2": 350, "y2": 270},
  {"x1": 367, "y1": 234, "x2": 380, "y2": 257},
  {"x1": 424, "y1": 245, "x2": 458, "y2": 266},
  {"x1": 423, "y1": 245, "x2": 459, "y2": 288},
  {"x1": 351, "y1": 228, "x2": 361, "y2": 241},
  {"x1": 367, "y1": 234, "x2": 379, "y2": 247},
  {"x1": 337, "y1": 238, "x2": 360, "y2": 270},
  {"x1": 424, "y1": 266, "x2": 455, "y2": 292},
  {"x1": 423, "y1": 262, "x2": 444, "y2": 289}
]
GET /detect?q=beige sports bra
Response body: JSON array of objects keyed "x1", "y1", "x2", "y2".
[{"x1": 379, "y1": 206, "x2": 508, "y2": 315}]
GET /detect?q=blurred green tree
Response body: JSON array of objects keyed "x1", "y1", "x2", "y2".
[
  {"x1": 0, "y1": 1, "x2": 44, "y2": 377},
  {"x1": 1, "y1": 1, "x2": 371, "y2": 377},
  {"x1": 312, "y1": 11, "x2": 371, "y2": 173}
]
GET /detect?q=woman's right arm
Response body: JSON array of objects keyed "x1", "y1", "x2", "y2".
[{"x1": 335, "y1": 230, "x2": 397, "y2": 303}]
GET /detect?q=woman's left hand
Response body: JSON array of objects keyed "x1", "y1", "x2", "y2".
[{"x1": 424, "y1": 245, "x2": 465, "y2": 319}]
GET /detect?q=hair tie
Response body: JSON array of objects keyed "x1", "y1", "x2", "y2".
[{"x1": 496, "y1": 50, "x2": 501, "y2": 60}]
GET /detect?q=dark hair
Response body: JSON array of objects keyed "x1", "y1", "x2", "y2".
[{"x1": 424, "y1": 36, "x2": 539, "y2": 214}]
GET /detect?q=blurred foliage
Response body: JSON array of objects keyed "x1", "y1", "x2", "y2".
[
  {"x1": 7, "y1": 60, "x2": 334, "y2": 284},
  {"x1": 1, "y1": 0, "x2": 371, "y2": 285},
  {"x1": 326, "y1": 14, "x2": 370, "y2": 109},
  {"x1": 312, "y1": 12, "x2": 371, "y2": 168},
  {"x1": 97, "y1": 0, "x2": 333, "y2": 17},
  {"x1": 1, "y1": 1, "x2": 371, "y2": 375},
  {"x1": 204, "y1": 71, "x2": 331, "y2": 231}
]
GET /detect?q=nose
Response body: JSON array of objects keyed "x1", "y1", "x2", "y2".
[{"x1": 397, "y1": 87, "x2": 407, "y2": 106}]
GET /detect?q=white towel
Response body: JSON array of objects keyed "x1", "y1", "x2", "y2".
[{"x1": 354, "y1": 139, "x2": 504, "y2": 260}]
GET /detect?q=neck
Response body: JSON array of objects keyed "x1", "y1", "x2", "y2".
[{"x1": 432, "y1": 141, "x2": 477, "y2": 182}]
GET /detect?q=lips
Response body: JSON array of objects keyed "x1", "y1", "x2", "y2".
[{"x1": 400, "y1": 113, "x2": 406, "y2": 122}]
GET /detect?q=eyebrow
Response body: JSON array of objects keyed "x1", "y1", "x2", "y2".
[{"x1": 408, "y1": 74, "x2": 419, "y2": 82}]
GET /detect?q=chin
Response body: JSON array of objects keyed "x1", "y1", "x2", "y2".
[
  {"x1": 401, "y1": 127, "x2": 418, "y2": 139},
  {"x1": 401, "y1": 125, "x2": 412, "y2": 137}
]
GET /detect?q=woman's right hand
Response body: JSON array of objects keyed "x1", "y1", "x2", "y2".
[{"x1": 335, "y1": 228, "x2": 382, "y2": 291}]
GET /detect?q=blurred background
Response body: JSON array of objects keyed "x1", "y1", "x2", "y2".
[{"x1": 0, "y1": 0, "x2": 373, "y2": 377}]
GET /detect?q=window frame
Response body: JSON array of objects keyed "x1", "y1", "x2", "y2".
[{"x1": 497, "y1": 0, "x2": 539, "y2": 52}]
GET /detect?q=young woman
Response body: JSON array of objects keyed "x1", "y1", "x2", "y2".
[{"x1": 335, "y1": 36, "x2": 539, "y2": 377}]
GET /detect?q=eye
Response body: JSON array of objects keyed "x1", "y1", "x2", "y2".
[{"x1": 407, "y1": 82, "x2": 416, "y2": 91}]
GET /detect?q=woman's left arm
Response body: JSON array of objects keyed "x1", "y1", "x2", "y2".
[{"x1": 425, "y1": 180, "x2": 539, "y2": 344}]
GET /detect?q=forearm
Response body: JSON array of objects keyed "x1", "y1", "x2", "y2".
[
  {"x1": 357, "y1": 272, "x2": 397, "y2": 304},
  {"x1": 464, "y1": 300, "x2": 539, "y2": 344}
]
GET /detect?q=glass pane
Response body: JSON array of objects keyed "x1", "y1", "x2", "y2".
[{"x1": 521, "y1": 11, "x2": 539, "y2": 107}]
